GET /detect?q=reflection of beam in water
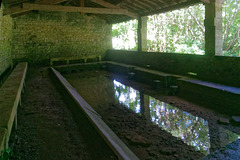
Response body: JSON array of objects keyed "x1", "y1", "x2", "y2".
[{"x1": 140, "y1": 92, "x2": 150, "y2": 120}]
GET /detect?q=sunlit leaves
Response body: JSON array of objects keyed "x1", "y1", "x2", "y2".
[
  {"x1": 223, "y1": 0, "x2": 240, "y2": 56},
  {"x1": 147, "y1": 4, "x2": 205, "y2": 54},
  {"x1": 112, "y1": 20, "x2": 138, "y2": 50}
]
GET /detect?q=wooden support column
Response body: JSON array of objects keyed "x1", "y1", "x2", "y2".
[
  {"x1": 141, "y1": 16, "x2": 148, "y2": 51},
  {"x1": 205, "y1": 0, "x2": 224, "y2": 56},
  {"x1": 81, "y1": 0, "x2": 84, "y2": 15},
  {"x1": 138, "y1": 18, "x2": 142, "y2": 52}
]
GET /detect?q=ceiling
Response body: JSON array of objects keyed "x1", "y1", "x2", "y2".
[{"x1": 2, "y1": 0, "x2": 205, "y2": 23}]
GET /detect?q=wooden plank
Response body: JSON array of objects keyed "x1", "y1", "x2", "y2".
[
  {"x1": 20, "y1": 3, "x2": 139, "y2": 18},
  {"x1": 51, "y1": 67, "x2": 139, "y2": 160}
]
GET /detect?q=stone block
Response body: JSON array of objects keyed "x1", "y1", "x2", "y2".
[
  {"x1": 232, "y1": 116, "x2": 240, "y2": 123},
  {"x1": 218, "y1": 117, "x2": 230, "y2": 125}
]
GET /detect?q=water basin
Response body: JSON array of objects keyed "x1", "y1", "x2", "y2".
[{"x1": 64, "y1": 70, "x2": 240, "y2": 159}]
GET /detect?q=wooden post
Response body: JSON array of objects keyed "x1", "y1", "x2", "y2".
[
  {"x1": 81, "y1": 0, "x2": 84, "y2": 15},
  {"x1": 141, "y1": 16, "x2": 148, "y2": 51}
]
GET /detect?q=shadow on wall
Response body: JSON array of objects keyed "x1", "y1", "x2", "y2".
[{"x1": 105, "y1": 50, "x2": 240, "y2": 88}]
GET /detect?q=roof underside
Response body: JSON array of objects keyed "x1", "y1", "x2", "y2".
[{"x1": 3, "y1": 0, "x2": 204, "y2": 23}]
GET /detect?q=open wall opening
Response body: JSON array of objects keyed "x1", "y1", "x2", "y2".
[
  {"x1": 112, "y1": 19, "x2": 138, "y2": 51},
  {"x1": 222, "y1": 0, "x2": 240, "y2": 57}
]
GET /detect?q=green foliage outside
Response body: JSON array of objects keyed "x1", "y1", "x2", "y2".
[
  {"x1": 223, "y1": 0, "x2": 240, "y2": 56},
  {"x1": 112, "y1": 1, "x2": 240, "y2": 56},
  {"x1": 0, "y1": 148, "x2": 13, "y2": 160},
  {"x1": 112, "y1": 20, "x2": 138, "y2": 50},
  {"x1": 147, "y1": 4, "x2": 205, "y2": 54}
]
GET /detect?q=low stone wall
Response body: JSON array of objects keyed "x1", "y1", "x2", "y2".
[
  {"x1": 12, "y1": 11, "x2": 112, "y2": 64},
  {"x1": 105, "y1": 50, "x2": 240, "y2": 87}
]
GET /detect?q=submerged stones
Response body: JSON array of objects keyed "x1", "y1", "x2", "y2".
[
  {"x1": 232, "y1": 116, "x2": 240, "y2": 125},
  {"x1": 153, "y1": 80, "x2": 161, "y2": 89},
  {"x1": 126, "y1": 134, "x2": 151, "y2": 147},
  {"x1": 218, "y1": 117, "x2": 230, "y2": 125},
  {"x1": 128, "y1": 72, "x2": 135, "y2": 80}
]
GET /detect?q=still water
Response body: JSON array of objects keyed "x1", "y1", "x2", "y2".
[
  {"x1": 113, "y1": 80, "x2": 239, "y2": 155},
  {"x1": 65, "y1": 71, "x2": 239, "y2": 156}
]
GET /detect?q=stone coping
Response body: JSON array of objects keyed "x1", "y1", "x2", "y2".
[{"x1": 179, "y1": 78, "x2": 240, "y2": 95}]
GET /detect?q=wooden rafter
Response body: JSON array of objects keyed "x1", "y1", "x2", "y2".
[
  {"x1": 34, "y1": 0, "x2": 68, "y2": 5},
  {"x1": 141, "y1": 0, "x2": 202, "y2": 17},
  {"x1": 89, "y1": 0, "x2": 120, "y2": 9},
  {"x1": 89, "y1": 0, "x2": 139, "y2": 19}
]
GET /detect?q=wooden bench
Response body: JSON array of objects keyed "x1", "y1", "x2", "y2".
[
  {"x1": 0, "y1": 62, "x2": 28, "y2": 151},
  {"x1": 50, "y1": 55, "x2": 102, "y2": 66}
]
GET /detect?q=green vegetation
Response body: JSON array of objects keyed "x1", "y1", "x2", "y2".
[
  {"x1": 112, "y1": 20, "x2": 138, "y2": 50},
  {"x1": 112, "y1": 1, "x2": 240, "y2": 56},
  {"x1": 223, "y1": 0, "x2": 240, "y2": 56},
  {"x1": 0, "y1": 148, "x2": 13, "y2": 160}
]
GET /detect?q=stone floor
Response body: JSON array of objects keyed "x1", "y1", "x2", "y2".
[{"x1": 9, "y1": 66, "x2": 93, "y2": 160}]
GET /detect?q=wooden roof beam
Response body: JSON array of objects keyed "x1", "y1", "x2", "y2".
[
  {"x1": 3, "y1": 0, "x2": 68, "y2": 16},
  {"x1": 201, "y1": 0, "x2": 210, "y2": 3},
  {"x1": 6, "y1": 3, "x2": 139, "y2": 19}
]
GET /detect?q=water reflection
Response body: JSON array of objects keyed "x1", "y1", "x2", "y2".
[
  {"x1": 114, "y1": 80, "x2": 141, "y2": 114},
  {"x1": 113, "y1": 80, "x2": 239, "y2": 155},
  {"x1": 149, "y1": 97, "x2": 210, "y2": 154}
]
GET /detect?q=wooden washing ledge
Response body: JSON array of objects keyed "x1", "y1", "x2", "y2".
[
  {"x1": 51, "y1": 67, "x2": 139, "y2": 160},
  {"x1": 0, "y1": 62, "x2": 28, "y2": 150}
]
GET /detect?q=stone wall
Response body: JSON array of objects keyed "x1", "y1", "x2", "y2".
[
  {"x1": 106, "y1": 50, "x2": 240, "y2": 87},
  {"x1": 0, "y1": 4, "x2": 13, "y2": 76},
  {"x1": 12, "y1": 11, "x2": 112, "y2": 63}
]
